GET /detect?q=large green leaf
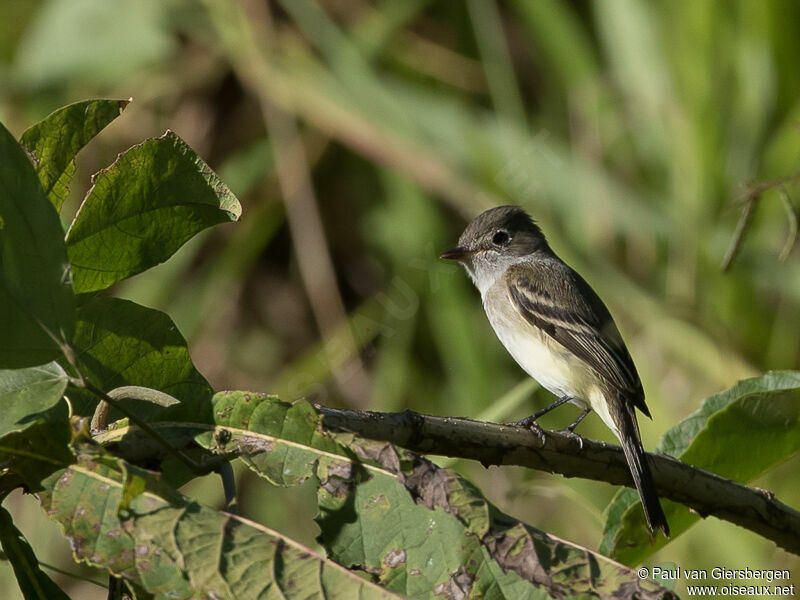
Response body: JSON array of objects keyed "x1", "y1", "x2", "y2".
[
  {"x1": 318, "y1": 441, "x2": 674, "y2": 600},
  {"x1": 0, "y1": 121, "x2": 75, "y2": 368},
  {"x1": 193, "y1": 393, "x2": 674, "y2": 599},
  {"x1": 39, "y1": 449, "x2": 401, "y2": 600},
  {"x1": 0, "y1": 362, "x2": 68, "y2": 438},
  {"x1": 68, "y1": 296, "x2": 213, "y2": 423},
  {"x1": 0, "y1": 506, "x2": 70, "y2": 600},
  {"x1": 0, "y1": 362, "x2": 73, "y2": 488},
  {"x1": 19, "y1": 98, "x2": 129, "y2": 212},
  {"x1": 199, "y1": 391, "x2": 352, "y2": 486},
  {"x1": 93, "y1": 391, "x2": 347, "y2": 489},
  {"x1": 601, "y1": 371, "x2": 800, "y2": 564},
  {"x1": 65, "y1": 131, "x2": 241, "y2": 293}
]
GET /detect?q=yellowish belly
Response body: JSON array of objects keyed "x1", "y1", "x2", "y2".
[{"x1": 483, "y1": 288, "x2": 620, "y2": 436}]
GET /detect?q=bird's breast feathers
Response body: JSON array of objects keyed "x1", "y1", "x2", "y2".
[{"x1": 482, "y1": 279, "x2": 620, "y2": 434}]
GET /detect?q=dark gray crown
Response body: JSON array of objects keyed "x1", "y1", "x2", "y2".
[{"x1": 458, "y1": 205, "x2": 548, "y2": 256}]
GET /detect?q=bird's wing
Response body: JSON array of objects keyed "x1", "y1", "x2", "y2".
[{"x1": 505, "y1": 261, "x2": 648, "y2": 415}]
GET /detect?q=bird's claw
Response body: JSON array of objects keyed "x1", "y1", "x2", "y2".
[
  {"x1": 527, "y1": 422, "x2": 547, "y2": 446},
  {"x1": 505, "y1": 417, "x2": 546, "y2": 446},
  {"x1": 507, "y1": 415, "x2": 537, "y2": 428},
  {"x1": 558, "y1": 427, "x2": 584, "y2": 450}
]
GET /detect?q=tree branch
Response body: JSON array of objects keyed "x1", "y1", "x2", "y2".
[
  {"x1": 93, "y1": 402, "x2": 800, "y2": 556},
  {"x1": 316, "y1": 405, "x2": 800, "y2": 556}
]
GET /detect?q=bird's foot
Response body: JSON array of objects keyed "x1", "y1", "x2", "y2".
[
  {"x1": 529, "y1": 422, "x2": 547, "y2": 446},
  {"x1": 506, "y1": 417, "x2": 546, "y2": 444},
  {"x1": 557, "y1": 427, "x2": 584, "y2": 450},
  {"x1": 506, "y1": 396, "x2": 573, "y2": 429},
  {"x1": 507, "y1": 415, "x2": 538, "y2": 428}
]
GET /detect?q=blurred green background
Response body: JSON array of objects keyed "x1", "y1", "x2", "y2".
[{"x1": 2, "y1": 0, "x2": 799, "y2": 597}]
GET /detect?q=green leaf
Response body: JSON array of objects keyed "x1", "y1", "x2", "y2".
[
  {"x1": 317, "y1": 439, "x2": 674, "y2": 600},
  {"x1": 0, "y1": 121, "x2": 75, "y2": 368},
  {"x1": 119, "y1": 462, "x2": 148, "y2": 515},
  {"x1": 39, "y1": 449, "x2": 401, "y2": 600},
  {"x1": 68, "y1": 296, "x2": 213, "y2": 423},
  {"x1": 0, "y1": 362, "x2": 73, "y2": 489},
  {"x1": 19, "y1": 98, "x2": 129, "y2": 212},
  {"x1": 601, "y1": 371, "x2": 800, "y2": 564},
  {"x1": 0, "y1": 506, "x2": 71, "y2": 600},
  {"x1": 196, "y1": 394, "x2": 674, "y2": 599},
  {"x1": 65, "y1": 131, "x2": 242, "y2": 293},
  {"x1": 0, "y1": 362, "x2": 68, "y2": 438},
  {"x1": 199, "y1": 391, "x2": 352, "y2": 486}
]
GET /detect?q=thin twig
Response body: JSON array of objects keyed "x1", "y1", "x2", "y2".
[
  {"x1": 733, "y1": 172, "x2": 800, "y2": 204},
  {"x1": 721, "y1": 196, "x2": 757, "y2": 271},
  {"x1": 722, "y1": 171, "x2": 800, "y2": 271},
  {"x1": 779, "y1": 187, "x2": 798, "y2": 261},
  {"x1": 219, "y1": 461, "x2": 238, "y2": 514}
]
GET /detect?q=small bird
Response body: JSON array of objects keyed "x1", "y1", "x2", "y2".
[{"x1": 441, "y1": 205, "x2": 669, "y2": 536}]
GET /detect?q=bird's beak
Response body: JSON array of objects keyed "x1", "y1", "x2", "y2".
[{"x1": 440, "y1": 246, "x2": 474, "y2": 261}]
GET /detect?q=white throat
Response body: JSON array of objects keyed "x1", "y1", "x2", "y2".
[{"x1": 464, "y1": 259, "x2": 508, "y2": 300}]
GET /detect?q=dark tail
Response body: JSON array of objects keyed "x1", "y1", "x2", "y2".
[{"x1": 614, "y1": 404, "x2": 670, "y2": 537}]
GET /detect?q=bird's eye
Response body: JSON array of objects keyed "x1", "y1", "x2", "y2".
[{"x1": 492, "y1": 230, "x2": 510, "y2": 246}]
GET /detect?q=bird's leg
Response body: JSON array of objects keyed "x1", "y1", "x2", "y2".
[
  {"x1": 508, "y1": 396, "x2": 572, "y2": 428},
  {"x1": 507, "y1": 396, "x2": 574, "y2": 446},
  {"x1": 558, "y1": 408, "x2": 591, "y2": 450},
  {"x1": 564, "y1": 408, "x2": 591, "y2": 433}
]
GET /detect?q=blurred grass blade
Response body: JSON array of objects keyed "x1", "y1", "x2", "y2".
[
  {"x1": 592, "y1": 0, "x2": 670, "y2": 161},
  {"x1": 474, "y1": 378, "x2": 539, "y2": 426},
  {"x1": 351, "y1": 0, "x2": 430, "y2": 60},
  {"x1": 509, "y1": 0, "x2": 598, "y2": 87},
  {"x1": 19, "y1": 98, "x2": 129, "y2": 212},
  {"x1": 217, "y1": 136, "x2": 274, "y2": 198},
  {"x1": 65, "y1": 131, "x2": 241, "y2": 293},
  {"x1": 0, "y1": 507, "x2": 71, "y2": 600},
  {"x1": 278, "y1": 0, "x2": 419, "y2": 138},
  {"x1": 601, "y1": 371, "x2": 800, "y2": 564},
  {"x1": 0, "y1": 121, "x2": 75, "y2": 368},
  {"x1": 12, "y1": 0, "x2": 175, "y2": 89},
  {"x1": 466, "y1": 0, "x2": 526, "y2": 125}
]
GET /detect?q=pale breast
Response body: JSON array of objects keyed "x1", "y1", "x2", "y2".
[
  {"x1": 477, "y1": 276, "x2": 623, "y2": 436},
  {"x1": 482, "y1": 280, "x2": 597, "y2": 409}
]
